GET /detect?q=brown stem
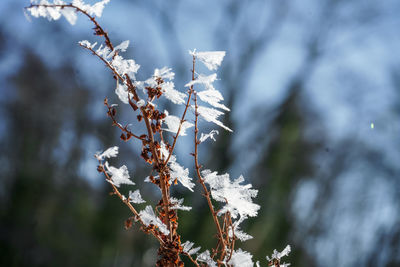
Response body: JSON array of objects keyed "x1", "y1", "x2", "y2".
[{"x1": 192, "y1": 75, "x2": 227, "y2": 261}]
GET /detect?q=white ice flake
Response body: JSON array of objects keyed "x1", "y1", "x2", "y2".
[
  {"x1": 185, "y1": 73, "x2": 217, "y2": 90},
  {"x1": 115, "y1": 83, "x2": 129, "y2": 104},
  {"x1": 227, "y1": 249, "x2": 254, "y2": 267},
  {"x1": 137, "y1": 99, "x2": 145, "y2": 108},
  {"x1": 266, "y1": 245, "x2": 291, "y2": 267},
  {"x1": 159, "y1": 141, "x2": 195, "y2": 192},
  {"x1": 104, "y1": 162, "x2": 134, "y2": 187},
  {"x1": 111, "y1": 55, "x2": 140, "y2": 79},
  {"x1": 197, "y1": 88, "x2": 230, "y2": 111},
  {"x1": 170, "y1": 198, "x2": 192, "y2": 211},
  {"x1": 181, "y1": 241, "x2": 201, "y2": 255},
  {"x1": 199, "y1": 129, "x2": 219, "y2": 143},
  {"x1": 169, "y1": 160, "x2": 195, "y2": 192},
  {"x1": 72, "y1": 0, "x2": 110, "y2": 17},
  {"x1": 147, "y1": 67, "x2": 186, "y2": 105},
  {"x1": 196, "y1": 105, "x2": 232, "y2": 132},
  {"x1": 197, "y1": 250, "x2": 217, "y2": 267},
  {"x1": 139, "y1": 206, "x2": 169, "y2": 235},
  {"x1": 60, "y1": 6, "x2": 77, "y2": 25},
  {"x1": 162, "y1": 112, "x2": 194, "y2": 136},
  {"x1": 78, "y1": 40, "x2": 97, "y2": 49},
  {"x1": 95, "y1": 146, "x2": 119, "y2": 160},
  {"x1": 154, "y1": 66, "x2": 175, "y2": 80},
  {"x1": 190, "y1": 50, "x2": 226, "y2": 71},
  {"x1": 202, "y1": 170, "x2": 260, "y2": 219},
  {"x1": 129, "y1": 190, "x2": 145, "y2": 204}
]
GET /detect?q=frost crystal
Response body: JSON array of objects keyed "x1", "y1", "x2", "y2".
[
  {"x1": 28, "y1": 0, "x2": 110, "y2": 25},
  {"x1": 95, "y1": 146, "x2": 118, "y2": 160},
  {"x1": 202, "y1": 170, "x2": 259, "y2": 219},
  {"x1": 190, "y1": 50, "x2": 226, "y2": 71},
  {"x1": 162, "y1": 112, "x2": 194, "y2": 136},
  {"x1": 197, "y1": 88, "x2": 230, "y2": 111},
  {"x1": 199, "y1": 129, "x2": 219, "y2": 143},
  {"x1": 139, "y1": 206, "x2": 169, "y2": 235},
  {"x1": 115, "y1": 83, "x2": 129, "y2": 104},
  {"x1": 159, "y1": 142, "x2": 195, "y2": 192},
  {"x1": 227, "y1": 249, "x2": 254, "y2": 267},
  {"x1": 129, "y1": 190, "x2": 145, "y2": 204},
  {"x1": 169, "y1": 159, "x2": 195, "y2": 192},
  {"x1": 104, "y1": 162, "x2": 134, "y2": 187},
  {"x1": 182, "y1": 241, "x2": 201, "y2": 255},
  {"x1": 72, "y1": 0, "x2": 110, "y2": 17},
  {"x1": 170, "y1": 198, "x2": 192, "y2": 211},
  {"x1": 196, "y1": 105, "x2": 232, "y2": 132},
  {"x1": 185, "y1": 73, "x2": 217, "y2": 90},
  {"x1": 197, "y1": 250, "x2": 217, "y2": 267},
  {"x1": 266, "y1": 245, "x2": 291, "y2": 267},
  {"x1": 146, "y1": 67, "x2": 186, "y2": 105}
]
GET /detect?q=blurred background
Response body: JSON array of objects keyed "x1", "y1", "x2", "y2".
[{"x1": 1, "y1": 0, "x2": 399, "y2": 266}]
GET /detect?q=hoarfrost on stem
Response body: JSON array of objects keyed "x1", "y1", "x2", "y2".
[
  {"x1": 162, "y1": 111, "x2": 194, "y2": 136},
  {"x1": 95, "y1": 146, "x2": 119, "y2": 160},
  {"x1": 202, "y1": 169, "x2": 260, "y2": 219},
  {"x1": 129, "y1": 189, "x2": 145, "y2": 204},
  {"x1": 139, "y1": 206, "x2": 169, "y2": 235},
  {"x1": 189, "y1": 50, "x2": 226, "y2": 71},
  {"x1": 227, "y1": 249, "x2": 254, "y2": 267},
  {"x1": 104, "y1": 162, "x2": 134, "y2": 187}
]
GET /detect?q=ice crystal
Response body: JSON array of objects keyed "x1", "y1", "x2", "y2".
[
  {"x1": 190, "y1": 50, "x2": 226, "y2": 71},
  {"x1": 146, "y1": 67, "x2": 186, "y2": 105},
  {"x1": 104, "y1": 162, "x2": 134, "y2": 187},
  {"x1": 139, "y1": 206, "x2": 169, "y2": 235},
  {"x1": 202, "y1": 170, "x2": 259, "y2": 219},
  {"x1": 115, "y1": 83, "x2": 129, "y2": 104},
  {"x1": 227, "y1": 249, "x2": 254, "y2": 267},
  {"x1": 129, "y1": 189, "x2": 145, "y2": 204},
  {"x1": 196, "y1": 105, "x2": 232, "y2": 132},
  {"x1": 162, "y1": 112, "x2": 194, "y2": 136},
  {"x1": 266, "y1": 245, "x2": 291, "y2": 267},
  {"x1": 95, "y1": 146, "x2": 119, "y2": 160},
  {"x1": 181, "y1": 241, "x2": 201, "y2": 255},
  {"x1": 197, "y1": 250, "x2": 217, "y2": 267},
  {"x1": 199, "y1": 129, "x2": 219, "y2": 143},
  {"x1": 170, "y1": 197, "x2": 192, "y2": 211}
]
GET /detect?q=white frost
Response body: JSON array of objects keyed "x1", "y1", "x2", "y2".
[
  {"x1": 72, "y1": 0, "x2": 110, "y2": 17},
  {"x1": 104, "y1": 162, "x2": 134, "y2": 187},
  {"x1": 199, "y1": 129, "x2": 219, "y2": 143},
  {"x1": 139, "y1": 206, "x2": 169, "y2": 235},
  {"x1": 170, "y1": 197, "x2": 192, "y2": 211},
  {"x1": 115, "y1": 82, "x2": 129, "y2": 104},
  {"x1": 181, "y1": 241, "x2": 201, "y2": 255},
  {"x1": 197, "y1": 250, "x2": 217, "y2": 267},
  {"x1": 169, "y1": 160, "x2": 195, "y2": 192},
  {"x1": 202, "y1": 169, "x2": 260, "y2": 219},
  {"x1": 95, "y1": 146, "x2": 119, "y2": 160},
  {"x1": 266, "y1": 245, "x2": 291, "y2": 267},
  {"x1": 197, "y1": 88, "x2": 230, "y2": 111},
  {"x1": 163, "y1": 112, "x2": 194, "y2": 136},
  {"x1": 129, "y1": 190, "x2": 145, "y2": 204},
  {"x1": 227, "y1": 249, "x2": 254, "y2": 267},
  {"x1": 196, "y1": 105, "x2": 232, "y2": 132},
  {"x1": 190, "y1": 50, "x2": 226, "y2": 71}
]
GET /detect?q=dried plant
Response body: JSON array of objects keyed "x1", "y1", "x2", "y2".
[{"x1": 25, "y1": 1, "x2": 291, "y2": 266}]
